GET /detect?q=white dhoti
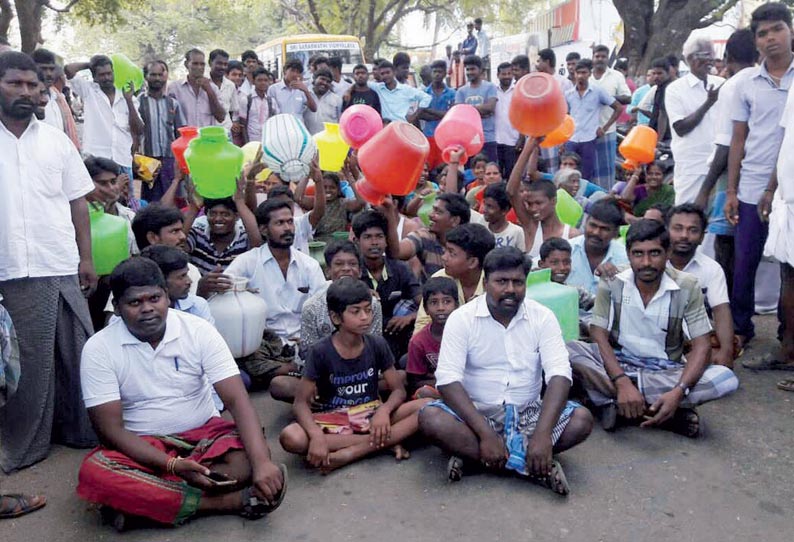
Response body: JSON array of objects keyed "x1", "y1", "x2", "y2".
[{"x1": 764, "y1": 195, "x2": 794, "y2": 267}]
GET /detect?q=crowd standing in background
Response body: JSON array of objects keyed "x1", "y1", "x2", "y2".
[{"x1": 1, "y1": 4, "x2": 794, "y2": 530}]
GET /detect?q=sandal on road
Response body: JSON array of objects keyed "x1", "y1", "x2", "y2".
[
  {"x1": 447, "y1": 456, "x2": 464, "y2": 482},
  {"x1": 528, "y1": 460, "x2": 570, "y2": 496},
  {"x1": 742, "y1": 357, "x2": 794, "y2": 371},
  {"x1": 0, "y1": 494, "x2": 46, "y2": 519},
  {"x1": 777, "y1": 378, "x2": 794, "y2": 392},
  {"x1": 240, "y1": 464, "x2": 288, "y2": 520}
]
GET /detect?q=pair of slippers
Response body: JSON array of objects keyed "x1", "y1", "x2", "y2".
[{"x1": 446, "y1": 456, "x2": 570, "y2": 496}]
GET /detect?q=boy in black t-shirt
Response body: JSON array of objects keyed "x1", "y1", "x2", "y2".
[
  {"x1": 279, "y1": 277, "x2": 428, "y2": 472},
  {"x1": 342, "y1": 64, "x2": 381, "y2": 114}
]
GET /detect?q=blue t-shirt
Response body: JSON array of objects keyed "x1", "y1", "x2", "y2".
[
  {"x1": 455, "y1": 81, "x2": 498, "y2": 143},
  {"x1": 423, "y1": 84, "x2": 457, "y2": 137}
]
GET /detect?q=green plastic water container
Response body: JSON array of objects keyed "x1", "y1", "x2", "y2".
[
  {"x1": 308, "y1": 241, "x2": 327, "y2": 267},
  {"x1": 556, "y1": 188, "x2": 583, "y2": 227},
  {"x1": 618, "y1": 224, "x2": 629, "y2": 245},
  {"x1": 418, "y1": 191, "x2": 436, "y2": 227},
  {"x1": 89, "y1": 204, "x2": 129, "y2": 275},
  {"x1": 110, "y1": 53, "x2": 144, "y2": 92},
  {"x1": 331, "y1": 231, "x2": 350, "y2": 241},
  {"x1": 525, "y1": 268, "x2": 579, "y2": 342},
  {"x1": 184, "y1": 126, "x2": 244, "y2": 199}
]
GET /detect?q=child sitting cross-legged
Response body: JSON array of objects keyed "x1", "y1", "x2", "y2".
[
  {"x1": 279, "y1": 277, "x2": 429, "y2": 472},
  {"x1": 406, "y1": 277, "x2": 459, "y2": 400}
]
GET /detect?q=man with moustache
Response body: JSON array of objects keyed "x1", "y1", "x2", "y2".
[
  {"x1": 567, "y1": 220, "x2": 738, "y2": 437},
  {"x1": 138, "y1": 60, "x2": 185, "y2": 202},
  {"x1": 418, "y1": 247, "x2": 593, "y2": 495},
  {"x1": 667, "y1": 204, "x2": 735, "y2": 368},
  {"x1": 0, "y1": 52, "x2": 98, "y2": 472},
  {"x1": 168, "y1": 48, "x2": 226, "y2": 128},
  {"x1": 65, "y1": 54, "x2": 144, "y2": 207},
  {"x1": 221, "y1": 199, "x2": 326, "y2": 388},
  {"x1": 31, "y1": 48, "x2": 80, "y2": 149}
]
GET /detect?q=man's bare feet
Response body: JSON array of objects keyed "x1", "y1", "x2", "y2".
[{"x1": 392, "y1": 444, "x2": 410, "y2": 461}]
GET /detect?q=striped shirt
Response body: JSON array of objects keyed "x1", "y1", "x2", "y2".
[
  {"x1": 186, "y1": 216, "x2": 250, "y2": 274},
  {"x1": 591, "y1": 266, "x2": 711, "y2": 362}
]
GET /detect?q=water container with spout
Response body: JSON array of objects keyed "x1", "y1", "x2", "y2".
[
  {"x1": 262, "y1": 114, "x2": 317, "y2": 182},
  {"x1": 110, "y1": 53, "x2": 144, "y2": 92},
  {"x1": 525, "y1": 268, "x2": 579, "y2": 342},
  {"x1": 314, "y1": 122, "x2": 350, "y2": 172},
  {"x1": 619, "y1": 126, "x2": 657, "y2": 171},
  {"x1": 356, "y1": 121, "x2": 429, "y2": 205},
  {"x1": 308, "y1": 241, "x2": 327, "y2": 267},
  {"x1": 540, "y1": 115, "x2": 575, "y2": 148},
  {"x1": 172, "y1": 126, "x2": 198, "y2": 175},
  {"x1": 208, "y1": 277, "x2": 268, "y2": 358},
  {"x1": 556, "y1": 188, "x2": 583, "y2": 227},
  {"x1": 184, "y1": 126, "x2": 243, "y2": 199},
  {"x1": 418, "y1": 191, "x2": 437, "y2": 227},
  {"x1": 89, "y1": 204, "x2": 129, "y2": 275},
  {"x1": 433, "y1": 104, "x2": 484, "y2": 164},
  {"x1": 339, "y1": 104, "x2": 383, "y2": 149},
  {"x1": 509, "y1": 73, "x2": 567, "y2": 137}
]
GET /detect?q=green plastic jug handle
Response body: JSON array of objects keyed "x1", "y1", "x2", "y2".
[{"x1": 526, "y1": 267, "x2": 551, "y2": 286}]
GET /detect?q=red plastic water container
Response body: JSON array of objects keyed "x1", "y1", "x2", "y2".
[
  {"x1": 434, "y1": 104, "x2": 485, "y2": 164},
  {"x1": 357, "y1": 122, "x2": 429, "y2": 205},
  {"x1": 509, "y1": 73, "x2": 567, "y2": 137},
  {"x1": 339, "y1": 104, "x2": 383, "y2": 149},
  {"x1": 172, "y1": 126, "x2": 198, "y2": 174},
  {"x1": 619, "y1": 125, "x2": 658, "y2": 170}
]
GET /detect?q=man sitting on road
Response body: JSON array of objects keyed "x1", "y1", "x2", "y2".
[
  {"x1": 566, "y1": 220, "x2": 739, "y2": 437},
  {"x1": 76, "y1": 257, "x2": 286, "y2": 528},
  {"x1": 419, "y1": 247, "x2": 593, "y2": 495}
]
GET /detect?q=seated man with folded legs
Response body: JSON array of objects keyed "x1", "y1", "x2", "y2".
[
  {"x1": 419, "y1": 247, "x2": 593, "y2": 495},
  {"x1": 567, "y1": 220, "x2": 739, "y2": 437},
  {"x1": 77, "y1": 258, "x2": 286, "y2": 529}
]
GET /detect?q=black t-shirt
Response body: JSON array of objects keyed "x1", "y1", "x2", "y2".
[
  {"x1": 343, "y1": 89, "x2": 382, "y2": 115},
  {"x1": 304, "y1": 334, "x2": 395, "y2": 409}
]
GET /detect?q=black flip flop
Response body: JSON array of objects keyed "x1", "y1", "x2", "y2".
[{"x1": 240, "y1": 464, "x2": 288, "y2": 520}]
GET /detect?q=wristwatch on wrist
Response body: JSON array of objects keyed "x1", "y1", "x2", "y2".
[{"x1": 675, "y1": 382, "x2": 691, "y2": 396}]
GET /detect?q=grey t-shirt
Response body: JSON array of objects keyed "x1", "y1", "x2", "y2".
[{"x1": 455, "y1": 81, "x2": 498, "y2": 142}]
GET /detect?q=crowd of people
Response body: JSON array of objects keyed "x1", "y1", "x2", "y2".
[{"x1": 0, "y1": 2, "x2": 793, "y2": 530}]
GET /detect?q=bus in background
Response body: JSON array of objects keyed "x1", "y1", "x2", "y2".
[{"x1": 256, "y1": 34, "x2": 366, "y2": 80}]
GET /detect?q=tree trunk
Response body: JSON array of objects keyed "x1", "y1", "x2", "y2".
[
  {"x1": 615, "y1": 0, "x2": 739, "y2": 77},
  {"x1": 14, "y1": 0, "x2": 44, "y2": 53},
  {"x1": 0, "y1": 0, "x2": 13, "y2": 44}
]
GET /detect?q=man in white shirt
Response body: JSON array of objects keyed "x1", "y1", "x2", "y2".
[
  {"x1": 328, "y1": 57, "x2": 353, "y2": 97},
  {"x1": 590, "y1": 45, "x2": 631, "y2": 189},
  {"x1": 223, "y1": 199, "x2": 326, "y2": 387},
  {"x1": 65, "y1": 55, "x2": 144, "y2": 193},
  {"x1": 664, "y1": 37, "x2": 724, "y2": 204},
  {"x1": 208, "y1": 49, "x2": 239, "y2": 134},
  {"x1": 303, "y1": 68, "x2": 342, "y2": 135},
  {"x1": 76, "y1": 257, "x2": 285, "y2": 526},
  {"x1": 494, "y1": 62, "x2": 519, "y2": 179},
  {"x1": 667, "y1": 204, "x2": 735, "y2": 368},
  {"x1": 418, "y1": 247, "x2": 593, "y2": 495},
  {"x1": 31, "y1": 48, "x2": 80, "y2": 150},
  {"x1": 267, "y1": 60, "x2": 317, "y2": 119},
  {"x1": 0, "y1": 52, "x2": 98, "y2": 472},
  {"x1": 473, "y1": 18, "x2": 490, "y2": 78}
]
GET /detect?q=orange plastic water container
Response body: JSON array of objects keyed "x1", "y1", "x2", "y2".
[
  {"x1": 540, "y1": 115, "x2": 575, "y2": 148},
  {"x1": 509, "y1": 73, "x2": 567, "y2": 137},
  {"x1": 357, "y1": 122, "x2": 430, "y2": 205},
  {"x1": 619, "y1": 126, "x2": 658, "y2": 170},
  {"x1": 434, "y1": 104, "x2": 485, "y2": 164},
  {"x1": 171, "y1": 126, "x2": 198, "y2": 174}
]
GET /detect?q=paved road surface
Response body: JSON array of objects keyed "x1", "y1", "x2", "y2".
[{"x1": 2, "y1": 315, "x2": 792, "y2": 542}]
